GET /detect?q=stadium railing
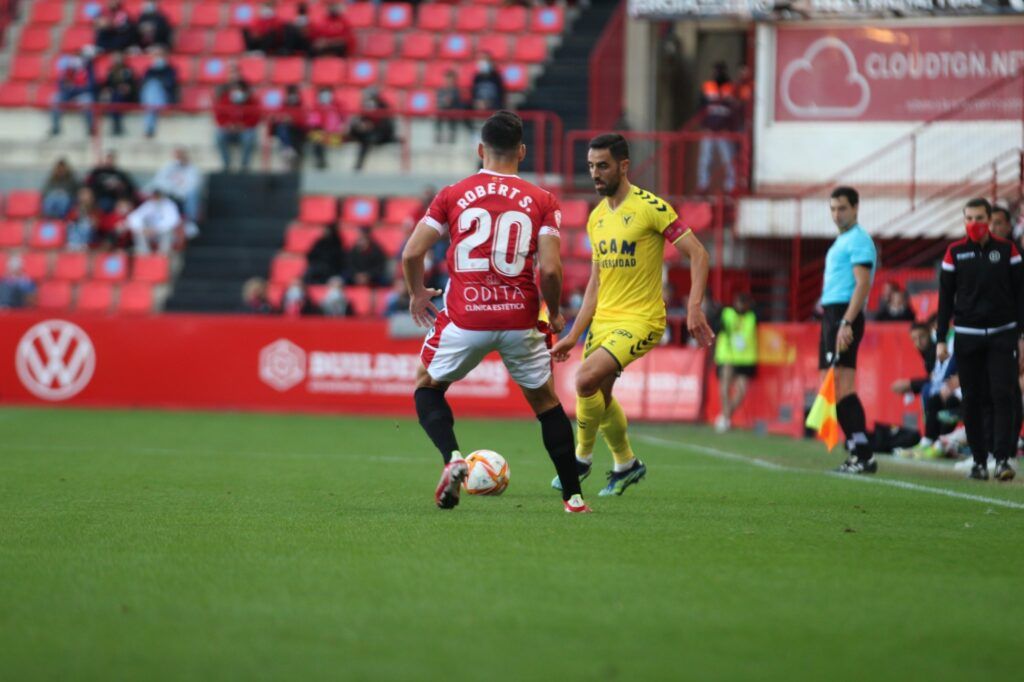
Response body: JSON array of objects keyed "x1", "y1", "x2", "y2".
[{"x1": 587, "y1": 0, "x2": 624, "y2": 131}]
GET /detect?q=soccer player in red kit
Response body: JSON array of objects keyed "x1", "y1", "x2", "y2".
[{"x1": 401, "y1": 111, "x2": 590, "y2": 513}]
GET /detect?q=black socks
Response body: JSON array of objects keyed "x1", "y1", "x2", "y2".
[
  {"x1": 537, "y1": 404, "x2": 581, "y2": 500},
  {"x1": 414, "y1": 387, "x2": 459, "y2": 464},
  {"x1": 837, "y1": 394, "x2": 872, "y2": 461}
]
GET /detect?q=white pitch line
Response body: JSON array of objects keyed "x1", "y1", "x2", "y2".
[{"x1": 635, "y1": 434, "x2": 1024, "y2": 511}]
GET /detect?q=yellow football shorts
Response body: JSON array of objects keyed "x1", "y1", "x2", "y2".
[{"x1": 583, "y1": 318, "x2": 664, "y2": 370}]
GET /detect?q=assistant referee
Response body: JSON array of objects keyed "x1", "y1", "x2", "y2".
[
  {"x1": 937, "y1": 198, "x2": 1024, "y2": 481},
  {"x1": 820, "y1": 186, "x2": 878, "y2": 474}
]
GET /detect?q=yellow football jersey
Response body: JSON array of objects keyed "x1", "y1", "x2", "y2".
[{"x1": 586, "y1": 186, "x2": 688, "y2": 325}]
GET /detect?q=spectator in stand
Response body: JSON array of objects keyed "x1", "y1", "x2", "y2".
[
  {"x1": 0, "y1": 256, "x2": 37, "y2": 309},
  {"x1": 320, "y1": 276, "x2": 350, "y2": 316},
  {"x1": 470, "y1": 55, "x2": 505, "y2": 111},
  {"x1": 436, "y1": 70, "x2": 467, "y2": 144},
  {"x1": 282, "y1": 278, "x2": 319, "y2": 316},
  {"x1": 346, "y1": 226, "x2": 388, "y2": 286},
  {"x1": 992, "y1": 204, "x2": 1021, "y2": 249},
  {"x1": 136, "y1": 0, "x2": 174, "y2": 52},
  {"x1": 311, "y1": 3, "x2": 355, "y2": 57},
  {"x1": 86, "y1": 150, "x2": 138, "y2": 212},
  {"x1": 241, "y1": 277, "x2": 273, "y2": 313},
  {"x1": 243, "y1": 1, "x2": 285, "y2": 54},
  {"x1": 383, "y1": 277, "x2": 410, "y2": 316},
  {"x1": 213, "y1": 68, "x2": 259, "y2": 172},
  {"x1": 875, "y1": 287, "x2": 915, "y2": 322},
  {"x1": 283, "y1": 2, "x2": 313, "y2": 56},
  {"x1": 271, "y1": 85, "x2": 307, "y2": 170},
  {"x1": 695, "y1": 61, "x2": 737, "y2": 195},
  {"x1": 139, "y1": 46, "x2": 179, "y2": 138},
  {"x1": 97, "y1": 197, "x2": 134, "y2": 250},
  {"x1": 41, "y1": 158, "x2": 80, "y2": 219},
  {"x1": 873, "y1": 280, "x2": 898, "y2": 317},
  {"x1": 348, "y1": 88, "x2": 396, "y2": 172},
  {"x1": 306, "y1": 87, "x2": 346, "y2": 170},
  {"x1": 50, "y1": 50, "x2": 97, "y2": 136},
  {"x1": 94, "y1": 0, "x2": 137, "y2": 53},
  {"x1": 99, "y1": 52, "x2": 137, "y2": 136},
  {"x1": 66, "y1": 187, "x2": 102, "y2": 249},
  {"x1": 147, "y1": 147, "x2": 202, "y2": 226},
  {"x1": 304, "y1": 225, "x2": 346, "y2": 284},
  {"x1": 121, "y1": 188, "x2": 182, "y2": 255}
]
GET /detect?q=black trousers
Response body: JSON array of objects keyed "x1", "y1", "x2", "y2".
[{"x1": 956, "y1": 330, "x2": 1019, "y2": 463}]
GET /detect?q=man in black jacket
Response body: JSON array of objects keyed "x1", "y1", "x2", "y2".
[{"x1": 937, "y1": 198, "x2": 1024, "y2": 481}]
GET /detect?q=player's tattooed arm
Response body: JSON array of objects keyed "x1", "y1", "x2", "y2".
[{"x1": 401, "y1": 222, "x2": 444, "y2": 327}]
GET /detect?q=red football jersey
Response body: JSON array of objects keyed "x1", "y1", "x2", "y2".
[{"x1": 422, "y1": 170, "x2": 561, "y2": 330}]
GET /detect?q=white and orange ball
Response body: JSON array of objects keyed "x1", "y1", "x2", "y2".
[{"x1": 461, "y1": 450, "x2": 510, "y2": 496}]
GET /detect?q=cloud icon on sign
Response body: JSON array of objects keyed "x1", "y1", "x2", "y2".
[{"x1": 780, "y1": 37, "x2": 871, "y2": 118}]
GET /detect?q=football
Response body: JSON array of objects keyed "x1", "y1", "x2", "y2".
[{"x1": 461, "y1": 450, "x2": 510, "y2": 496}]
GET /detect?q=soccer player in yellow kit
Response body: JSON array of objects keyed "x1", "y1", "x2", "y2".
[{"x1": 551, "y1": 133, "x2": 715, "y2": 496}]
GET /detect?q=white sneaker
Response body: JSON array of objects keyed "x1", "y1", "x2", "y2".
[
  {"x1": 714, "y1": 414, "x2": 730, "y2": 433},
  {"x1": 953, "y1": 454, "x2": 994, "y2": 472}
]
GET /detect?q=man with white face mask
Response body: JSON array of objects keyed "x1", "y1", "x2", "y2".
[
  {"x1": 140, "y1": 46, "x2": 178, "y2": 137},
  {"x1": 213, "y1": 66, "x2": 259, "y2": 171},
  {"x1": 937, "y1": 198, "x2": 1024, "y2": 481},
  {"x1": 471, "y1": 55, "x2": 505, "y2": 111},
  {"x1": 136, "y1": 0, "x2": 173, "y2": 50}
]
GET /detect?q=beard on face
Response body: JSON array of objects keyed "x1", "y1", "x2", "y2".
[{"x1": 594, "y1": 174, "x2": 620, "y2": 197}]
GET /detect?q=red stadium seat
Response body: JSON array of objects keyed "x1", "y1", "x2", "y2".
[
  {"x1": 513, "y1": 35, "x2": 547, "y2": 63},
  {"x1": 561, "y1": 200, "x2": 590, "y2": 229},
  {"x1": 423, "y1": 61, "x2": 458, "y2": 89},
  {"x1": 181, "y1": 86, "x2": 215, "y2": 110},
  {"x1": 439, "y1": 34, "x2": 473, "y2": 61},
  {"x1": 30, "y1": 1, "x2": 65, "y2": 24},
  {"x1": 28, "y1": 220, "x2": 65, "y2": 249},
  {"x1": 161, "y1": 1, "x2": 185, "y2": 26},
  {"x1": 342, "y1": 197, "x2": 380, "y2": 225},
  {"x1": 20, "y1": 251, "x2": 50, "y2": 279},
  {"x1": 568, "y1": 230, "x2": 591, "y2": 259},
  {"x1": 478, "y1": 35, "x2": 510, "y2": 62},
  {"x1": 33, "y1": 83, "x2": 58, "y2": 108},
  {"x1": 360, "y1": 31, "x2": 396, "y2": 60},
  {"x1": 563, "y1": 262, "x2": 592, "y2": 291},
  {"x1": 500, "y1": 63, "x2": 528, "y2": 92},
  {"x1": 531, "y1": 6, "x2": 564, "y2": 34},
  {"x1": 9, "y1": 55, "x2": 44, "y2": 81},
  {"x1": 379, "y1": 88, "x2": 405, "y2": 111},
  {"x1": 270, "y1": 254, "x2": 307, "y2": 284},
  {"x1": 347, "y1": 59, "x2": 380, "y2": 87},
  {"x1": 38, "y1": 281, "x2": 72, "y2": 309},
  {"x1": 678, "y1": 201, "x2": 714, "y2": 232},
  {"x1": 19, "y1": 27, "x2": 51, "y2": 52},
  {"x1": 59, "y1": 26, "x2": 94, "y2": 53},
  {"x1": 239, "y1": 55, "x2": 268, "y2": 83},
  {"x1": 346, "y1": 285, "x2": 372, "y2": 316},
  {"x1": 54, "y1": 252, "x2": 89, "y2": 281},
  {"x1": 10, "y1": 189, "x2": 44, "y2": 217},
  {"x1": 311, "y1": 57, "x2": 347, "y2": 87},
  {"x1": 334, "y1": 87, "x2": 362, "y2": 113},
  {"x1": 93, "y1": 253, "x2": 128, "y2": 282},
  {"x1": 197, "y1": 57, "x2": 231, "y2": 85},
  {"x1": 493, "y1": 7, "x2": 526, "y2": 33},
  {"x1": 0, "y1": 251, "x2": 6, "y2": 275},
  {"x1": 76, "y1": 281, "x2": 114, "y2": 312},
  {"x1": 454, "y1": 5, "x2": 489, "y2": 32},
  {"x1": 0, "y1": 83, "x2": 32, "y2": 107},
  {"x1": 375, "y1": 226, "x2": 405, "y2": 257},
  {"x1": 346, "y1": 2, "x2": 376, "y2": 28},
  {"x1": 118, "y1": 282, "x2": 154, "y2": 314},
  {"x1": 299, "y1": 195, "x2": 338, "y2": 224},
  {"x1": 384, "y1": 197, "x2": 422, "y2": 226},
  {"x1": 406, "y1": 90, "x2": 436, "y2": 115},
  {"x1": 132, "y1": 254, "x2": 170, "y2": 283},
  {"x1": 188, "y1": 2, "x2": 222, "y2": 28},
  {"x1": 417, "y1": 3, "x2": 452, "y2": 31},
  {"x1": 0, "y1": 220, "x2": 26, "y2": 247},
  {"x1": 384, "y1": 60, "x2": 419, "y2": 89},
  {"x1": 379, "y1": 3, "x2": 412, "y2": 30},
  {"x1": 401, "y1": 32, "x2": 436, "y2": 60},
  {"x1": 229, "y1": 3, "x2": 257, "y2": 28},
  {"x1": 270, "y1": 57, "x2": 305, "y2": 85},
  {"x1": 284, "y1": 225, "x2": 324, "y2": 254},
  {"x1": 211, "y1": 29, "x2": 246, "y2": 56},
  {"x1": 125, "y1": 53, "x2": 153, "y2": 76},
  {"x1": 169, "y1": 56, "x2": 195, "y2": 83},
  {"x1": 175, "y1": 29, "x2": 210, "y2": 55}
]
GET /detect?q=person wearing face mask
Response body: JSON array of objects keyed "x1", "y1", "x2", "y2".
[
  {"x1": 306, "y1": 87, "x2": 346, "y2": 170},
  {"x1": 283, "y1": 2, "x2": 313, "y2": 56},
  {"x1": 213, "y1": 69, "x2": 260, "y2": 171},
  {"x1": 140, "y1": 46, "x2": 178, "y2": 137},
  {"x1": 311, "y1": 3, "x2": 354, "y2": 57},
  {"x1": 937, "y1": 198, "x2": 1024, "y2": 481},
  {"x1": 270, "y1": 85, "x2": 307, "y2": 169},
  {"x1": 136, "y1": 0, "x2": 173, "y2": 51},
  {"x1": 147, "y1": 147, "x2": 201, "y2": 224},
  {"x1": 470, "y1": 55, "x2": 505, "y2": 111},
  {"x1": 243, "y1": 1, "x2": 285, "y2": 54}
]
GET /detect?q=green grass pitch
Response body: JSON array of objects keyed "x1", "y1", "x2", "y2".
[{"x1": 2, "y1": 407, "x2": 1023, "y2": 681}]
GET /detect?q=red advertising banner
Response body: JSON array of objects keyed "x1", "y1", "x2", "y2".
[
  {"x1": 774, "y1": 22, "x2": 1024, "y2": 122},
  {"x1": 0, "y1": 312, "x2": 707, "y2": 421}
]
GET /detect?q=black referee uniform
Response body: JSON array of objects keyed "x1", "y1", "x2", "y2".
[{"x1": 938, "y1": 234, "x2": 1024, "y2": 477}]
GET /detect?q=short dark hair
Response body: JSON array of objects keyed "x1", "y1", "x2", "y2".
[
  {"x1": 589, "y1": 133, "x2": 630, "y2": 161},
  {"x1": 481, "y1": 110, "x2": 523, "y2": 155},
  {"x1": 993, "y1": 205, "x2": 1012, "y2": 223},
  {"x1": 964, "y1": 197, "x2": 992, "y2": 217},
  {"x1": 910, "y1": 322, "x2": 930, "y2": 334},
  {"x1": 830, "y1": 186, "x2": 859, "y2": 206}
]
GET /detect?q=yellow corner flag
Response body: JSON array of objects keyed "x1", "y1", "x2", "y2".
[{"x1": 805, "y1": 367, "x2": 840, "y2": 451}]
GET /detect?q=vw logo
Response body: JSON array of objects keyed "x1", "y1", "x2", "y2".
[{"x1": 15, "y1": 320, "x2": 96, "y2": 401}]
